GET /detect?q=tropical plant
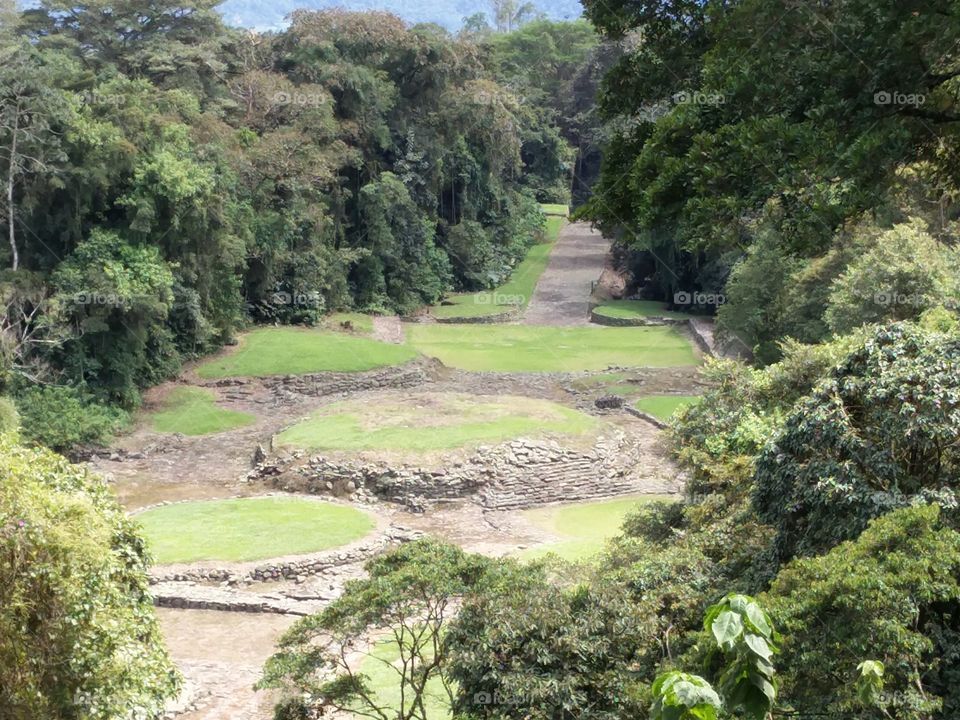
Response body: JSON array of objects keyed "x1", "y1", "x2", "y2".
[{"x1": 0, "y1": 434, "x2": 179, "y2": 718}]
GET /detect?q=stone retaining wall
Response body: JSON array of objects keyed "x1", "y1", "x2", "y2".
[
  {"x1": 434, "y1": 308, "x2": 521, "y2": 324},
  {"x1": 688, "y1": 318, "x2": 753, "y2": 360},
  {"x1": 152, "y1": 582, "x2": 322, "y2": 615},
  {"x1": 150, "y1": 526, "x2": 419, "y2": 586},
  {"x1": 624, "y1": 406, "x2": 668, "y2": 429},
  {"x1": 234, "y1": 360, "x2": 434, "y2": 400},
  {"x1": 258, "y1": 431, "x2": 680, "y2": 512},
  {"x1": 589, "y1": 310, "x2": 688, "y2": 327}
]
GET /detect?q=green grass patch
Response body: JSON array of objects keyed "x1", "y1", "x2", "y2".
[
  {"x1": 540, "y1": 203, "x2": 569, "y2": 216},
  {"x1": 519, "y1": 495, "x2": 674, "y2": 562},
  {"x1": 357, "y1": 639, "x2": 451, "y2": 719},
  {"x1": 196, "y1": 327, "x2": 418, "y2": 379},
  {"x1": 275, "y1": 394, "x2": 597, "y2": 453},
  {"x1": 593, "y1": 300, "x2": 690, "y2": 320},
  {"x1": 633, "y1": 395, "x2": 702, "y2": 422},
  {"x1": 405, "y1": 325, "x2": 699, "y2": 372},
  {"x1": 149, "y1": 387, "x2": 255, "y2": 436},
  {"x1": 430, "y1": 214, "x2": 564, "y2": 320},
  {"x1": 137, "y1": 497, "x2": 376, "y2": 564}
]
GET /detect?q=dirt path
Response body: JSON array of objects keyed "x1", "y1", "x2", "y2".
[
  {"x1": 372, "y1": 315, "x2": 405, "y2": 344},
  {"x1": 524, "y1": 222, "x2": 610, "y2": 326},
  {"x1": 159, "y1": 609, "x2": 294, "y2": 720}
]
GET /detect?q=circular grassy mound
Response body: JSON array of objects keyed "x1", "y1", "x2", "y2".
[
  {"x1": 519, "y1": 494, "x2": 674, "y2": 562},
  {"x1": 137, "y1": 497, "x2": 376, "y2": 564},
  {"x1": 274, "y1": 393, "x2": 598, "y2": 454}
]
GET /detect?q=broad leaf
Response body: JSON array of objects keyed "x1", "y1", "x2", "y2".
[{"x1": 711, "y1": 610, "x2": 743, "y2": 648}]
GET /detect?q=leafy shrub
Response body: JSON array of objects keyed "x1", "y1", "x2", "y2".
[
  {"x1": 14, "y1": 385, "x2": 128, "y2": 453},
  {"x1": 668, "y1": 360, "x2": 771, "y2": 499},
  {"x1": 765, "y1": 505, "x2": 960, "y2": 719},
  {"x1": 919, "y1": 305, "x2": 959, "y2": 334},
  {"x1": 718, "y1": 226, "x2": 804, "y2": 364},
  {"x1": 654, "y1": 594, "x2": 778, "y2": 720},
  {"x1": 0, "y1": 435, "x2": 179, "y2": 717},
  {"x1": 621, "y1": 500, "x2": 687, "y2": 543},
  {"x1": 448, "y1": 575, "x2": 651, "y2": 720},
  {"x1": 753, "y1": 323, "x2": 960, "y2": 563},
  {"x1": 650, "y1": 672, "x2": 722, "y2": 720},
  {"x1": 825, "y1": 219, "x2": 960, "y2": 334}
]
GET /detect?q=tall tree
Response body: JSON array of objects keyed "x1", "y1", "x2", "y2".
[{"x1": 0, "y1": 42, "x2": 71, "y2": 270}]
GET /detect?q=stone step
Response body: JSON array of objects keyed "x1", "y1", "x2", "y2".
[{"x1": 152, "y1": 582, "x2": 326, "y2": 616}]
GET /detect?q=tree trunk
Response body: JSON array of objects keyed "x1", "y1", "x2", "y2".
[{"x1": 7, "y1": 102, "x2": 18, "y2": 271}]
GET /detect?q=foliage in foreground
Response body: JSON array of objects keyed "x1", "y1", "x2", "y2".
[
  {"x1": 0, "y1": 433, "x2": 178, "y2": 719},
  {"x1": 259, "y1": 539, "x2": 507, "y2": 720},
  {"x1": 754, "y1": 323, "x2": 960, "y2": 564}
]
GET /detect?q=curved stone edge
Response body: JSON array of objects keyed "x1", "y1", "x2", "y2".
[
  {"x1": 624, "y1": 406, "x2": 668, "y2": 429},
  {"x1": 589, "y1": 310, "x2": 688, "y2": 327},
  {"x1": 148, "y1": 524, "x2": 421, "y2": 586},
  {"x1": 434, "y1": 308, "x2": 522, "y2": 324}
]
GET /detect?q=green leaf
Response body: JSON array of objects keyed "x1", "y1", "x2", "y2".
[
  {"x1": 744, "y1": 633, "x2": 773, "y2": 661},
  {"x1": 711, "y1": 610, "x2": 744, "y2": 648},
  {"x1": 745, "y1": 602, "x2": 772, "y2": 637}
]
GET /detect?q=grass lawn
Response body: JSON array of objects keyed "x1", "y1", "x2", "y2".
[
  {"x1": 357, "y1": 639, "x2": 451, "y2": 719},
  {"x1": 431, "y1": 215, "x2": 565, "y2": 320},
  {"x1": 196, "y1": 327, "x2": 417, "y2": 379},
  {"x1": 540, "y1": 203, "x2": 569, "y2": 216},
  {"x1": 149, "y1": 387, "x2": 255, "y2": 436},
  {"x1": 519, "y1": 494, "x2": 674, "y2": 562},
  {"x1": 405, "y1": 324, "x2": 699, "y2": 372},
  {"x1": 275, "y1": 393, "x2": 597, "y2": 453},
  {"x1": 137, "y1": 497, "x2": 376, "y2": 564},
  {"x1": 634, "y1": 395, "x2": 702, "y2": 422},
  {"x1": 592, "y1": 300, "x2": 690, "y2": 320}
]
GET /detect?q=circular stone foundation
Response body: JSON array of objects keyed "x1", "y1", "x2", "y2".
[{"x1": 273, "y1": 392, "x2": 599, "y2": 456}]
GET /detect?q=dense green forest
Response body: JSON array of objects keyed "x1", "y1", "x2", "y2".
[
  {"x1": 0, "y1": 0, "x2": 602, "y2": 448},
  {"x1": 580, "y1": 0, "x2": 960, "y2": 362}
]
